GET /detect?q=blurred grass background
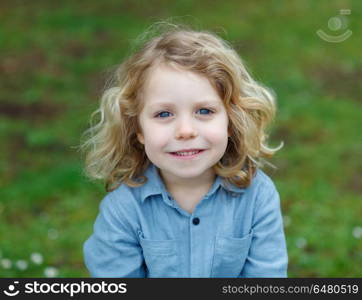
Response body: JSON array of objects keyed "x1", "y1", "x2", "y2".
[{"x1": 0, "y1": 0, "x2": 361, "y2": 277}]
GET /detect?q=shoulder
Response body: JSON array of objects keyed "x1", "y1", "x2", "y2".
[
  {"x1": 99, "y1": 182, "x2": 143, "y2": 217},
  {"x1": 255, "y1": 169, "x2": 280, "y2": 213},
  {"x1": 252, "y1": 168, "x2": 278, "y2": 192},
  {"x1": 249, "y1": 168, "x2": 280, "y2": 207}
]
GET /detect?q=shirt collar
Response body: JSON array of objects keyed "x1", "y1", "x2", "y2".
[
  {"x1": 140, "y1": 163, "x2": 245, "y2": 203},
  {"x1": 139, "y1": 163, "x2": 165, "y2": 203}
]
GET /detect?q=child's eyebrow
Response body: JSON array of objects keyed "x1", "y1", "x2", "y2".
[{"x1": 148, "y1": 100, "x2": 221, "y2": 109}]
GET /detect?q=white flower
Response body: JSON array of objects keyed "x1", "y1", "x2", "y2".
[
  {"x1": 30, "y1": 252, "x2": 43, "y2": 265},
  {"x1": 352, "y1": 226, "x2": 362, "y2": 239},
  {"x1": 44, "y1": 266, "x2": 59, "y2": 278},
  {"x1": 296, "y1": 237, "x2": 307, "y2": 249},
  {"x1": 1, "y1": 258, "x2": 12, "y2": 269},
  {"x1": 16, "y1": 260, "x2": 28, "y2": 270}
]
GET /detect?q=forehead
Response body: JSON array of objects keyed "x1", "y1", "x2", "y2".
[{"x1": 141, "y1": 63, "x2": 221, "y2": 106}]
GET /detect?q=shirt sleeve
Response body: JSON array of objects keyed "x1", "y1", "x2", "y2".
[
  {"x1": 83, "y1": 192, "x2": 146, "y2": 277},
  {"x1": 239, "y1": 181, "x2": 288, "y2": 277}
]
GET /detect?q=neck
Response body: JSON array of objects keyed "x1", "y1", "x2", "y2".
[{"x1": 158, "y1": 168, "x2": 216, "y2": 194}]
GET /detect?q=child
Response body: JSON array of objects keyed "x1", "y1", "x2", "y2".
[{"x1": 81, "y1": 23, "x2": 288, "y2": 278}]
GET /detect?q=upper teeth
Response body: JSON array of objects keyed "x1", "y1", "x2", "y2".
[{"x1": 175, "y1": 151, "x2": 200, "y2": 156}]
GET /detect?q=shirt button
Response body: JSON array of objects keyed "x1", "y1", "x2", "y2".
[{"x1": 192, "y1": 217, "x2": 200, "y2": 225}]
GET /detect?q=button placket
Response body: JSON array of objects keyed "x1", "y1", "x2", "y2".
[{"x1": 190, "y1": 207, "x2": 203, "y2": 276}]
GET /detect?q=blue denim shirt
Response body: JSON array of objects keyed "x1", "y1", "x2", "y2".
[{"x1": 83, "y1": 163, "x2": 288, "y2": 277}]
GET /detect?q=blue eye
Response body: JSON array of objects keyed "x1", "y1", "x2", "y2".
[
  {"x1": 155, "y1": 111, "x2": 172, "y2": 118},
  {"x1": 154, "y1": 108, "x2": 214, "y2": 118},
  {"x1": 198, "y1": 108, "x2": 213, "y2": 115}
]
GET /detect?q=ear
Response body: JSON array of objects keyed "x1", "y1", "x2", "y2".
[{"x1": 137, "y1": 132, "x2": 145, "y2": 144}]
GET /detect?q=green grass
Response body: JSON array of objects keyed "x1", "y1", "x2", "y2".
[{"x1": 0, "y1": 0, "x2": 361, "y2": 277}]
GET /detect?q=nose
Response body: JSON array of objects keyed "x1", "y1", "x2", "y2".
[{"x1": 175, "y1": 117, "x2": 198, "y2": 140}]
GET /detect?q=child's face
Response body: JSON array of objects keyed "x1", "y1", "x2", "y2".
[{"x1": 137, "y1": 63, "x2": 229, "y2": 183}]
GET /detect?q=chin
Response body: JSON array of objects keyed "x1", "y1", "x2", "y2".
[{"x1": 171, "y1": 167, "x2": 211, "y2": 178}]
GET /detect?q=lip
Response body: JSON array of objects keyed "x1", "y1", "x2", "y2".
[
  {"x1": 168, "y1": 149, "x2": 206, "y2": 160},
  {"x1": 170, "y1": 148, "x2": 204, "y2": 152}
]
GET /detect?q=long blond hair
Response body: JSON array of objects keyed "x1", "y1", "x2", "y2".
[{"x1": 79, "y1": 22, "x2": 283, "y2": 192}]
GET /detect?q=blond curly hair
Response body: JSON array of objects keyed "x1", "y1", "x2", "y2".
[{"x1": 79, "y1": 22, "x2": 283, "y2": 192}]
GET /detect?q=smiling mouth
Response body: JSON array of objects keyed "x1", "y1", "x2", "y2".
[{"x1": 168, "y1": 149, "x2": 205, "y2": 158}]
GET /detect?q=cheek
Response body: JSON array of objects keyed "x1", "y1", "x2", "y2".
[
  {"x1": 204, "y1": 117, "x2": 229, "y2": 144},
  {"x1": 142, "y1": 124, "x2": 171, "y2": 148},
  {"x1": 204, "y1": 129, "x2": 228, "y2": 146},
  {"x1": 139, "y1": 115, "x2": 168, "y2": 147}
]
